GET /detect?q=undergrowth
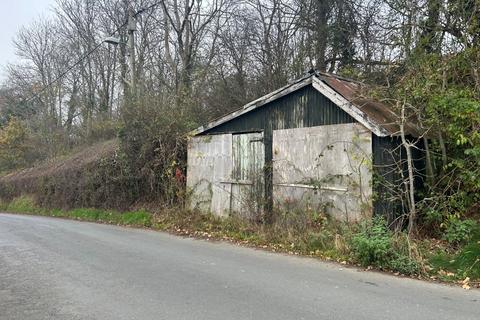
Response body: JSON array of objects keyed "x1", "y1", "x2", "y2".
[
  {"x1": 349, "y1": 218, "x2": 421, "y2": 275},
  {"x1": 429, "y1": 226, "x2": 480, "y2": 281}
]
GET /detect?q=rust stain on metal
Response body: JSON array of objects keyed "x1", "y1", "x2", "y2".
[{"x1": 320, "y1": 75, "x2": 422, "y2": 136}]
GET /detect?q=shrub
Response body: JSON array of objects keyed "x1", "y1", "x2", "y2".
[
  {"x1": 350, "y1": 217, "x2": 393, "y2": 267},
  {"x1": 306, "y1": 232, "x2": 335, "y2": 252},
  {"x1": 5, "y1": 195, "x2": 38, "y2": 213},
  {"x1": 388, "y1": 254, "x2": 420, "y2": 275},
  {"x1": 118, "y1": 97, "x2": 190, "y2": 207},
  {"x1": 0, "y1": 118, "x2": 36, "y2": 171},
  {"x1": 349, "y1": 217, "x2": 421, "y2": 275},
  {"x1": 443, "y1": 218, "x2": 478, "y2": 246},
  {"x1": 389, "y1": 233, "x2": 421, "y2": 275}
]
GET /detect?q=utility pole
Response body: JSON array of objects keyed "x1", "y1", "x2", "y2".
[{"x1": 127, "y1": 7, "x2": 137, "y2": 95}]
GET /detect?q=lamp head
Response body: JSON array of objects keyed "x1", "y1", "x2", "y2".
[{"x1": 104, "y1": 36, "x2": 122, "y2": 45}]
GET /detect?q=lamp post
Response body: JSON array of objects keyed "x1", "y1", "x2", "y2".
[
  {"x1": 103, "y1": 7, "x2": 137, "y2": 101},
  {"x1": 127, "y1": 7, "x2": 136, "y2": 92},
  {"x1": 103, "y1": 2, "x2": 164, "y2": 107}
]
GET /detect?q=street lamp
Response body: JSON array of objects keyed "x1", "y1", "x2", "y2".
[
  {"x1": 103, "y1": 8, "x2": 137, "y2": 94},
  {"x1": 103, "y1": 36, "x2": 122, "y2": 45},
  {"x1": 103, "y1": 2, "x2": 162, "y2": 101},
  {"x1": 103, "y1": 8, "x2": 137, "y2": 104}
]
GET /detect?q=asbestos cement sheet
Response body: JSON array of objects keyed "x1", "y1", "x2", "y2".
[
  {"x1": 187, "y1": 134, "x2": 232, "y2": 216},
  {"x1": 272, "y1": 123, "x2": 372, "y2": 221}
]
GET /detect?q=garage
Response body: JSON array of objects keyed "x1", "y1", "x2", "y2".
[{"x1": 187, "y1": 71, "x2": 423, "y2": 221}]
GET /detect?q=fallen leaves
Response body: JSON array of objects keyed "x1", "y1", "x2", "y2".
[
  {"x1": 436, "y1": 269, "x2": 456, "y2": 278},
  {"x1": 461, "y1": 277, "x2": 471, "y2": 290}
]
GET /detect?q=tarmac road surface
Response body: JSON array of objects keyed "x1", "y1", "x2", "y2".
[{"x1": 0, "y1": 213, "x2": 479, "y2": 320}]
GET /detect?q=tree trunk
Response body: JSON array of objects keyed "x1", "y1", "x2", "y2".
[
  {"x1": 314, "y1": 0, "x2": 331, "y2": 71},
  {"x1": 400, "y1": 102, "x2": 417, "y2": 235}
]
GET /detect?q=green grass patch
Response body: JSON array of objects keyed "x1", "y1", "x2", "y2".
[
  {"x1": 68, "y1": 208, "x2": 115, "y2": 222},
  {"x1": 65, "y1": 208, "x2": 153, "y2": 227},
  {"x1": 429, "y1": 227, "x2": 480, "y2": 280},
  {"x1": 2, "y1": 195, "x2": 40, "y2": 214},
  {"x1": 120, "y1": 210, "x2": 153, "y2": 227},
  {"x1": 0, "y1": 196, "x2": 153, "y2": 228}
]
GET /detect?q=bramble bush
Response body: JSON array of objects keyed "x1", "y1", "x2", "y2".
[
  {"x1": 349, "y1": 217, "x2": 420, "y2": 275},
  {"x1": 443, "y1": 218, "x2": 478, "y2": 246},
  {"x1": 350, "y1": 217, "x2": 392, "y2": 267}
]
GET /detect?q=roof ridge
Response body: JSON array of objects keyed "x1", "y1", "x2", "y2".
[{"x1": 314, "y1": 70, "x2": 363, "y2": 85}]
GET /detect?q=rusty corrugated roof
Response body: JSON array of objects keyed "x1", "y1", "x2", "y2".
[{"x1": 318, "y1": 72, "x2": 422, "y2": 136}]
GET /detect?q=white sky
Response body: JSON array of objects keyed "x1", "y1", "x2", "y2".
[{"x1": 0, "y1": 0, "x2": 56, "y2": 80}]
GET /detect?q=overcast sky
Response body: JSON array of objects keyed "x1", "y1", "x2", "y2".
[{"x1": 0, "y1": 0, "x2": 56, "y2": 80}]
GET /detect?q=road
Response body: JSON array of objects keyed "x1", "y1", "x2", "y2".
[{"x1": 0, "y1": 213, "x2": 478, "y2": 320}]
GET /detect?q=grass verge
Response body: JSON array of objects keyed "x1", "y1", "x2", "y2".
[{"x1": 1, "y1": 195, "x2": 152, "y2": 227}]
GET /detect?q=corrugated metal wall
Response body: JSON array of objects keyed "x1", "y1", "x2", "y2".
[
  {"x1": 372, "y1": 135, "x2": 426, "y2": 224},
  {"x1": 372, "y1": 135, "x2": 402, "y2": 222},
  {"x1": 205, "y1": 86, "x2": 355, "y2": 135}
]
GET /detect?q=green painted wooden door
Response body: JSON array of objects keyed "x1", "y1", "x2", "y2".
[{"x1": 230, "y1": 132, "x2": 265, "y2": 219}]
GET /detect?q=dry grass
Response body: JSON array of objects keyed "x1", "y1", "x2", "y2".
[
  {"x1": 0, "y1": 139, "x2": 130, "y2": 210},
  {"x1": 0, "y1": 139, "x2": 118, "y2": 183}
]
